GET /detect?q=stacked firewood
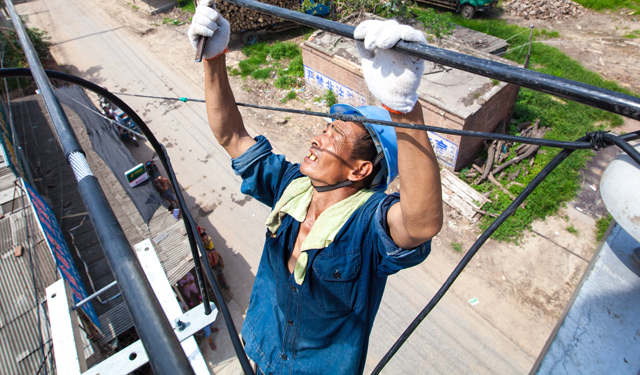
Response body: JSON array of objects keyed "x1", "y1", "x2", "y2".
[
  {"x1": 503, "y1": 0, "x2": 584, "y2": 20},
  {"x1": 217, "y1": 0, "x2": 299, "y2": 33},
  {"x1": 461, "y1": 119, "x2": 547, "y2": 210}
]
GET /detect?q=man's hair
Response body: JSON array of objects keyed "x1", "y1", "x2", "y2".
[{"x1": 350, "y1": 124, "x2": 382, "y2": 189}]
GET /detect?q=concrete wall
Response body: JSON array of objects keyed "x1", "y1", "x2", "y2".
[{"x1": 301, "y1": 43, "x2": 372, "y2": 107}]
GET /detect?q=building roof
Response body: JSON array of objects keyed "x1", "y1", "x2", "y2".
[
  {"x1": 304, "y1": 13, "x2": 521, "y2": 119},
  {"x1": 12, "y1": 93, "x2": 198, "y2": 350},
  {"x1": 533, "y1": 223, "x2": 640, "y2": 374},
  {"x1": 0, "y1": 173, "x2": 59, "y2": 375}
]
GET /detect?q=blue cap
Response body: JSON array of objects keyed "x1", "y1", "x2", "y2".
[{"x1": 330, "y1": 104, "x2": 398, "y2": 192}]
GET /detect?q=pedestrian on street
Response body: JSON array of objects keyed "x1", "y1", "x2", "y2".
[
  {"x1": 177, "y1": 271, "x2": 201, "y2": 308},
  {"x1": 154, "y1": 175, "x2": 179, "y2": 208},
  {"x1": 189, "y1": 4, "x2": 443, "y2": 374},
  {"x1": 201, "y1": 231, "x2": 229, "y2": 289}
]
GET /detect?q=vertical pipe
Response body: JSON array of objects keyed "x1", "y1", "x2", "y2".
[{"x1": 3, "y1": 1, "x2": 194, "y2": 373}]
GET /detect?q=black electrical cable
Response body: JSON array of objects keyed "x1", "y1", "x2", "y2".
[
  {"x1": 371, "y1": 140, "x2": 581, "y2": 374},
  {"x1": 6, "y1": 73, "x2": 639, "y2": 375},
  {"x1": 114, "y1": 92, "x2": 601, "y2": 151},
  {"x1": 0, "y1": 68, "x2": 256, "y2": 375},
  {"x1": 602, "y1": 132, "x2": 640, "y2": 165},
  {"x1": 223, "y1": 0, "x2": 640, "y2": 121}
]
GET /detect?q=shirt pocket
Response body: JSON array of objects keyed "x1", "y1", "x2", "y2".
[{"x1": 311, "y1": 248, "x2": 362, "y2": 316}]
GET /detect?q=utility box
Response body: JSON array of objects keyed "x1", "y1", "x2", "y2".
[
  {"x1": 301, "y1": 14, "x2": 520, "y2": 171},
  {"x1": 125, "y1": 163, "x2": 149, "y2": 187}
]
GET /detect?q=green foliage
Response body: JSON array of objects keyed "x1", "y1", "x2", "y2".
[
  {"x1": 451, "y1": 242, "x2": 463, "y2": 252},
  {"x1": 162, "y1": 18, "x2": 185, "y2": 26},
  {"x1": 379, "y1": 0, "x2": 414, "y2": 19},
  {"x1": 596, "y1": 215, "x2": 612, "y2": 242},
  {"x1": 572, "y1": 0, "x2": 640, "y2": 11},
  {"x1": 623, "y1": 30, "x2": 640, "y2": 38},
  {"x1": 252, "y1": 68, "x2": 272, "y2": 79},
  {"x1": 269, "y1": 42, "x2": 300, "y2": 60},
  {"x1": 301, "y1": 0, "x2": 379, "y2": 18},
  {"x1": 275, "y1": 75, "x2": 298, "y2": 89},
  {"x1": 234, "y1": 41, "x2": 303, "y2": 88},
  {"x1": 323, "y1": 89, "x2": 337, "y2": 107},
  {"x1": 177, "y1": 0, "x2": 196, "y2": 13},
  {"x1": 280, "y1": 90, "x2": 297, "y2": 103},
  {"x1": 491, "y1": 79, "x2": 501, "y2": 86},
  {"x1": 454, "y1": 17, "x2": 637, "y2": 241},
  {"x1": 0, "y1": 26, "x2": 51, "y2": 90},
  {"x1": 413, "y1": 7, "x2": 455, "y2": 39},
  {"x1": 566, "y1": 225, "x2": 578, "y2": 235}
]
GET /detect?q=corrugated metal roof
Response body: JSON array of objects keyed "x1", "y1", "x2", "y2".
[{"x1": 0, "y1": 204, "x2": 58, "y2": 375}]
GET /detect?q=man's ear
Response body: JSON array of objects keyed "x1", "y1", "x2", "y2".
[{"x1": 348, "y1": 160, "x2": 373, "y2": 183}]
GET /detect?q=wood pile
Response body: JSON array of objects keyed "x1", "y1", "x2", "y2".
[
  {"x1": 441, "y1": 169, "x2": 489, "y2": 222},
  {"x1": 504, "y1": 0, "x2": 584, "y2": 20},
  {"x1": 218, "y1": 0, "x2": 299, "y2": 33},
  {"x1": 458, "y1": 119, "x2": 548, "y2": 215}
]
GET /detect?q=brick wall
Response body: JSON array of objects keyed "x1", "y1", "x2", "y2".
[
  {"x1": 455, "y1": 83, "x2": 519, "y2": 170},
  {"x1": 302, "y1": 42, "x2": 519, "y2": 171},
  {"x1": 301, "y1": 43, "x2": 374, "y2": 107}
]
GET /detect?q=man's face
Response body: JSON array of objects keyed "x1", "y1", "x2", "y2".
[{"x1": 300, "y1": 121, "x2": 367, "y2": 187}]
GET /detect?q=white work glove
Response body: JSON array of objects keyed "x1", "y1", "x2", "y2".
[
  {"x1": 354, "y1": 20, "x2": 427, "y2": 113},
  {"x1": 188, "y1": 0, "x2": 230, "y2": 60}
]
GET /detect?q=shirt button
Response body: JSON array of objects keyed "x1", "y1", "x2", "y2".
[
  {"x1": 290, "y1": 285, "x2": 297, "y2": 292},
  {"x1": 333, "y1": 270, "x2": 341, "y2": 280},
  {"x1": 288, "y1": 320, "x2": 294, "y2": 326},
  {"x1": 281, "y1": 353, "x2": 288, "y2": 361}
]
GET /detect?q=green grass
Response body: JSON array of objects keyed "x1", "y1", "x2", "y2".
[
  {"x1": 623, "y1": 30, "x2": 640, "y2": 38},
  {"x1": 176, "y1": 0, "x2": 195, "y2": 13},
  {"x1": 314, "y1": 89, "x2": 337, "y2": 107},
  {"x1": 596, "y1": 214, "x2": 612, "y2": 242},
  {"x1": 452, "y1": 17, "x2": 636, "y2": 241},
  {"x1": 566, "y1": 225, "x2": 578, "y2": 235},
  {"x1": 280, "y1": 90, "x2": 298, "y2": 103},
  {"x1": 572, "y1": 0, "x2": 640, "y2": 11},
  {"x1": 231, "y1": 41, "x2": 304, "y2": 88},
  {"x1": 162, "y1": 18, "x2": 184, "y2": 26},
  {"x1": 451, "y1": 242, "x2": 463, "y2": 252}
]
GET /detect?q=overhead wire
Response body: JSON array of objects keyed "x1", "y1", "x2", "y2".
[
  {"x1": 114, "y1": 91, "x2": 611, "y2": 151},
  {"x1": 0, "y1": 68, "x2": 257, "y2": 375},
  {"x1": 5, "y1": 0, "x2": 640, "y2": 370},
  {"x1": 40, "y1": 83, "x2": 639, "y2": 373}
]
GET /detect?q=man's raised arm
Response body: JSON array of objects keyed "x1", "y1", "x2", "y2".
[
  {"x1": 189, "y1": 0, "x2": 255, "y2": 158},
  {"x1": 354, "y1": 20, "x2": 443, "y2": 249},
  {"x1": 387, "y1": 105, "x2": 443, "y2": 249}
]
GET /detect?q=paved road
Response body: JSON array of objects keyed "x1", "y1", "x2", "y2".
[{"x1": 16, "y1": 0, "x2": 535, "y2": 373}]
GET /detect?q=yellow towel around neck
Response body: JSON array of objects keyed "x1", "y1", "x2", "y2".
[{"x1": 265, "y1": 177, "x2": 374, "y2": 284}]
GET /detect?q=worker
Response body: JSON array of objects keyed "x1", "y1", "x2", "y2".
[
  {"x1": 200, "y1": 231, "x2": 230, "y2": 289},
  {"x1": 188, "y1": 3, "x2": 443, "y2": 374}
]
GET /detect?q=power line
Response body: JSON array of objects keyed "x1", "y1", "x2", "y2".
[{"x1": 113, "y1": 91, "x2": 639, "y2": 154}]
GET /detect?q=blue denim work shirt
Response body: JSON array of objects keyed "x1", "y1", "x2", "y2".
[{"x1": 232, "y1": 136, "x2": 431, "y2": 375}]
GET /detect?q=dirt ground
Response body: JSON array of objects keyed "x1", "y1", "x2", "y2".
[{"x1": 31, "y1": 0, "x2": 639, "y2": 371}]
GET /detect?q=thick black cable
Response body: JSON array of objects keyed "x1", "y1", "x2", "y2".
[
  {"x1": 371, "y1": 140, "x2": 581, "y2": 374},
  {"x1": 602, "y1": 132, "x2": 640, "y2": 165},
  {"x1": 223, "y1": 0, "x2": 640, "y2": 121},
  {"x1": 114, "y1": 92, "x2": 602, "y2": 151},
  {"x1": 8, "y1": 68, "x2": 639, "y2": 375},
  {"x1": 0, "y1": 68, "x2": 255, "y2": 375}
]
